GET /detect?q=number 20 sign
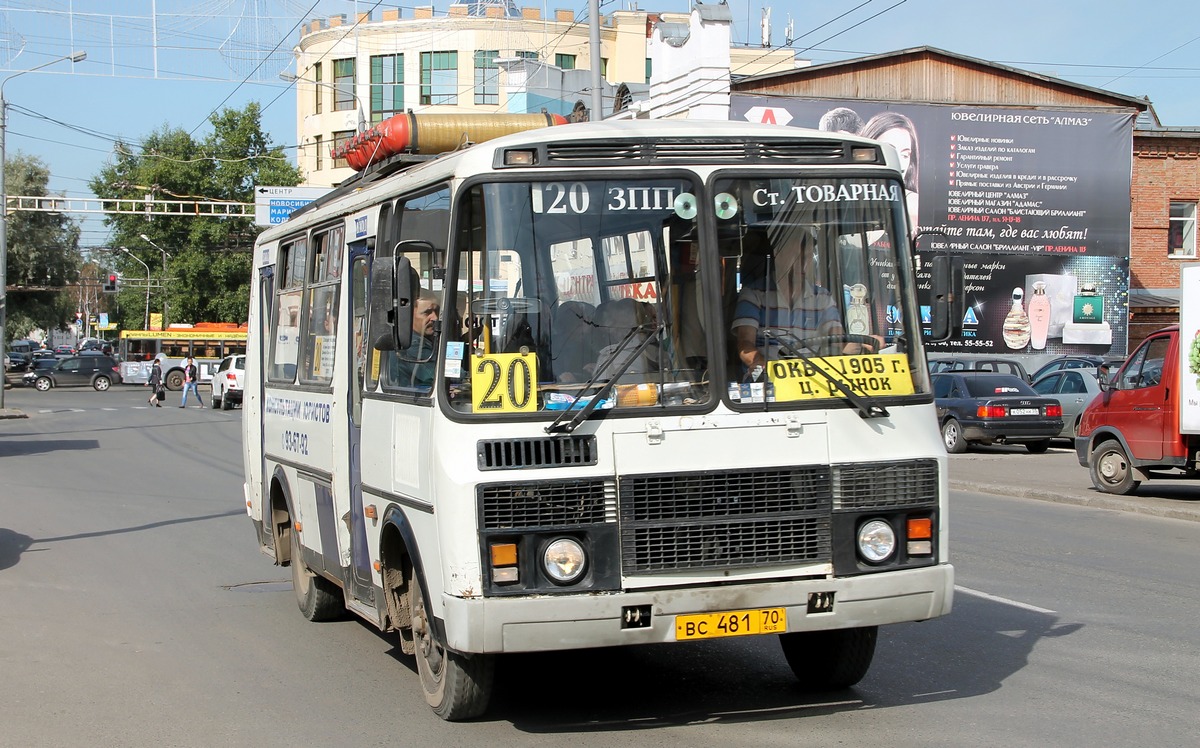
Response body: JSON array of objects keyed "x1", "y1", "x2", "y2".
[{"x1": 471, "y1": 352, "x2": 537, "y2": 413}]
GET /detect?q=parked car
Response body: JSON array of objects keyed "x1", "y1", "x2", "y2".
[
  {"x1": 210, "y1": 354, "x2": 245, "y2": 410},
  {"x1": 927, "y1": 356, "x2": 1031, "y2": 382},
  {"x1": 1028, "y1": 355, "x2": 1120, "y2": 383},
  {"x1": 1030, "y1": 368, "x2": 1102, "y2": 438},
  {"x1": 23, "y1": 355, "x2": 122, "y2": 391},
  {"x1": 53, "y1": 344, "x2": 77, "y2": 357},
  {"x1": 932, "y1": 371, "x2": 1064, "y2": 453}
]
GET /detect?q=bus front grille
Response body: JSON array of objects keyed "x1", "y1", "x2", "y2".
[
  {"x1": 479, "y1": 478, "x2": 613, "y2": 530},
  {"x1": 618, "y1": 467, "x2": 832, "y2": 574},
  {"x1": 832, "y1": 459, "x2": 939, "y2": 511},
  {"x1": 477, "y1": 436, "x2": 598, "y2": 470}
]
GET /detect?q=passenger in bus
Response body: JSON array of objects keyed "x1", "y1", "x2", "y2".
[
  {"x1": 732, "y1": 231, "x2": 845, "y2": 377},
  {"x1": 389, "y1": 290, "x2": 441, "y2": 390}
]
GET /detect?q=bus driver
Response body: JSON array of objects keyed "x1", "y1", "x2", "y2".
[
  {"x1": 390, "y1": 290, "x2": 440, "y2": 390},
  {"x1": 732, "y1": 231, "x2": 844, "y2": 376}
]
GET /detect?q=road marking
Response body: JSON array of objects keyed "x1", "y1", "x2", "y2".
[{"x1": 956, "y1": 585, "x2": 1056, "y2": 615}]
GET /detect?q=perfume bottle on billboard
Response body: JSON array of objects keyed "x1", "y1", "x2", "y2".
[
  {"x1": 1002, "y1": 287, "x2": 1031, "y2": 350},
  {"x1": 1072, "y1": 284, "x2": 1104, "y2": 324},
  {"x1": 1028, "y1": 281, "x2": 1052, "y2": 350}
]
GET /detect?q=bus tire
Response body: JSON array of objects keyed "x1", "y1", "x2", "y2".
[
  {"x1": 290, "y1": 524, "x2": 344, "y2": 622},
  {"x1": 410, "y1": 570, "x2": 493, "y2": 721},
  {"x1": 164, "y1": 369, "x2": 184, "y2": 391},
  {"x1": 1089, "y1": 439, "x2": 1141, "y2": 495},
  {"x1": 780, "y1": 625, "x2": 877, "y2": 690}
]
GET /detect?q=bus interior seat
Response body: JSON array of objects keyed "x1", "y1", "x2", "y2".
[
  {"x1": 550, "y1": 301, "x2": 597, "y2": 381},
  {"x1": 592, "y1": 298, "x2": 657, "y2": 380}
]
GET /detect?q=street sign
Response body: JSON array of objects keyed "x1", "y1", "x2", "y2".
[{"x1": 253, "y1": 185, "x2": 332, "y2": 227}]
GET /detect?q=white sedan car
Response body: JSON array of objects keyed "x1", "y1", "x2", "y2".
[{"x1": 210, "y1": 354, "x2": 245, "y2": 410}]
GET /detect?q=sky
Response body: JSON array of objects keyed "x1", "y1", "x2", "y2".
[{"x1": 3, "y1": 0, "x2": 1198, "y2": 252}]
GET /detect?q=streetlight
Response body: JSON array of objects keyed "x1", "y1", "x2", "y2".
[
  {"x1": 120, "y1": 246, "x2": 150, "y2": 331},
  {"x1": 0, "y1": 49, "x2": 86, "y2": 410},
  {"x1": 280, "y1": 70, "x2": 367, "y2": 133},
  {"x1": 139, "y1": 234, "x2": 171, "y2": 329}
]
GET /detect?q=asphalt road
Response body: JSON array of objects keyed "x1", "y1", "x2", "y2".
[{"x1": 2, "y1": 385, "x2": 1199, "y2": 746}]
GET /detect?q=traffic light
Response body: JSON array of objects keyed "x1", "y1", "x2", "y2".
[{"x1": 102, "y1": 272, "x2": 119, "y2": 293}]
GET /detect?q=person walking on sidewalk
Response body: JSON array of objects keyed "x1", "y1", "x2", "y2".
[
  {"x1": 179, "y1": 357, "x2": 204, "y2": 408},
  {"x1": 145, "y1": 359, "x2": 164, "y2": 407}
]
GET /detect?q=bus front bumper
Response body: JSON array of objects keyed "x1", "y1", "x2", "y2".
[{"x1": 438, "y1": 563, "x2": 954, "y2": 653}]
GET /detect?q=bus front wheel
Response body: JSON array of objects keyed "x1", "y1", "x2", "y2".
[
  {"x1": 780, "y1": 625, "x2": 877, "y2": 690},
  {"x1": 164, "y1": 369, "x2": 184, "y2": 391},
  {"x1": 290, "y1": 524, "x2": 344, "y2": 622},
  {"x1": 410, "y1": 570, "x2": 494, "y2": 721}
]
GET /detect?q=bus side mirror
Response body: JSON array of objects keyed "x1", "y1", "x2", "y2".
[
  {"x1": 927, "y1": 255, "x2": 963, "y2": 342},
  {"x1": 370, "y1": 254, "x2": 400, "y2": 352},
  {"x1": 392, "y1": 254, "x2": 415, "y2": 351}
]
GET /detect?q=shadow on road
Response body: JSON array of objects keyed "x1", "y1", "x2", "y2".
[
  {"x1": 0, "y1": 438, "x2": 100, "y2": 456},
  {"x1": 0, "y1": 528, "x2": 33, "y2": 571},
  {"x1": 353, "y1": 585, "x2": 1082, "y2": 731}
]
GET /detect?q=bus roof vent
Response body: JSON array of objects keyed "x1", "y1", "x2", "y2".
[
  {"x1": 541, "y1": 139, "x2": 850, "y2": 166},
  {"x1": 477, "y1": 435, "x2": 598, "y2": 471}
]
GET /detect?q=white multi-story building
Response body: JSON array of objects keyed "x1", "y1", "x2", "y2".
[{"x1": 287, "y1": 1, "x2": 799, "y2": 186}]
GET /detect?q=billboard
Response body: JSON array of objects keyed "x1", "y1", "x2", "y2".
[{"x1": 731, "y1": 96, "x2": 1135, "y2": 357}]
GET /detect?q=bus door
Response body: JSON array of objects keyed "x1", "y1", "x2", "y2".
[
  {"x1": 345, "y1": 244, "x2": 374, "y2": 598},
  {"x1": 255, "y1": 267, "x2": 275, "y2": 549}
]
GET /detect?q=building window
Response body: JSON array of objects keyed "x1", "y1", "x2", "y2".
[
  {"x1": 332, "y1": 130, "x2": 353, "y2": 169},
  {"x1": 645, "y1": 58, "x2": 652, "y2": 83},
  {"x1": 516, "y1": 50, "x2": 538, "y2": 61},
  {"x1": 314, "y1": 134, "x2": 323, "y2": 172},
  {"x1": 600, "y1": 57, "x2": 608, "y2": 78},
  {"x1": 420, "y1": 51, "x2": 458, "y2": 105},
  {"x1": 333, "y1": 58, "x2": 356, "y2": 112},
  {"x1": 1169, "y1": 201, "x2": 1196, "y2": 257},
  {"x1": 555, "y1": 54, "x2": 576, "y2": 70},
  {"x1": 474, "y1": 50, "x2": 499, "y2": 105},
  {"x1": 370, "y1": 54, "x2": 403, "y2": 124},
  {"x1": 313, "y1": 62, "x2": 323, "y2": 114}
]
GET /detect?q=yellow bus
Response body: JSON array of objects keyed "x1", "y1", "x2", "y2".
[{"x1": 118, "y1": 327, "x2": 248, "y2": 389}]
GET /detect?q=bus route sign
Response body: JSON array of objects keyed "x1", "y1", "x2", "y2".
[{"x1": 254, "y1": 186, "x2": 332, "y2": 226}]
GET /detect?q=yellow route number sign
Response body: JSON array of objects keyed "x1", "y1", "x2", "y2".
[
  {"x1": 472, "y1": 352, "x2": 538, "y2": 413},
  {"x1": 769, "y1": 353, "x2": 914, "y2": 401}
]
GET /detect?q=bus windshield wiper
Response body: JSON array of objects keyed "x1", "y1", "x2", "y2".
[
  {"x1": 545, "y1": 322, "x2": 663, "y2": 434},
  {"x1": 761, "y1": 329, "x2": 889, "y2": 419}
]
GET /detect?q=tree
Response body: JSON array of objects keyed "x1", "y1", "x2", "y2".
[
  {"x1": 4, "y1": 152, "x2": 81, "y2": 341},
  {"x1": 89, "y1": 102, "x2": 300, "y2": 327}
]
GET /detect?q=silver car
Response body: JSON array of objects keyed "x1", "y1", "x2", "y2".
[
  {"x1": 1030, "y1": 367, "x2": 1102, "y2": 438},
  {"x1": 210, "y1": 354, "x2": 245, "y2": 410}
]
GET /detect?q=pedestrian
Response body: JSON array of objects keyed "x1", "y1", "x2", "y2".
[
  {"x1": 145, "y1": 359, "x2": 164, "y2": 407},
  {"x1": 179, "y1": 356, "x2": 204, "y2": 407}
]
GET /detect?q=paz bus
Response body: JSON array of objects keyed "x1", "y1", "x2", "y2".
[{"x1": 244, "y1": 115, "x2": 961, "y2": 720}]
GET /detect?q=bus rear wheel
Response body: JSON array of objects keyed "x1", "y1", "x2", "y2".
[
  {"x1": 780, "y1": 625, "x2": 877, "y2": 690},
  {"x1": 410, "y1": 571, "x2": 494, "y2": 721},
  {"x1": 164, "y1": 369, "x2": 184, "y2": 391}
]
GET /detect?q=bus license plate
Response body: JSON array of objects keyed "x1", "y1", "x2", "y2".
[{"x1": 675, "y1": 607, "x2": 787, "y2": 641}]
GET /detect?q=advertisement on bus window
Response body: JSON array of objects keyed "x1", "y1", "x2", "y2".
[{"x1": 731, "y1": 96, "x2": 1135, "y2": 357}]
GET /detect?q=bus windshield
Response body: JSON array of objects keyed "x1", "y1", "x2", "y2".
[
  {"x1": 443, "y1": 177, "x2": 707, "y2": 415},
  {"x1": 434, "y1": 173, "x2": 923, "y2": 417}
]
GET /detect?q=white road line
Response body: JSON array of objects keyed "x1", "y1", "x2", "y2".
[{"x1": 956, "y1": 585, "x2": 1056, "y2": 615}]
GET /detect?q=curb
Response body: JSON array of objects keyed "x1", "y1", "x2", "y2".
[
  {"x1": 0, "y1": 407, "x2": 29, "y2": 420},
  {"x1": 950, "y1": 479, "x2": 1200, "y2": 524}
]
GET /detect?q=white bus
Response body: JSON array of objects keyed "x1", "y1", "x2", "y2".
[{"x1": 244, "y1": 118, "x2": 960, "y2": 720}]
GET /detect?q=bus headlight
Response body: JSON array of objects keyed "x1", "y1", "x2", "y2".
[
  {"x1": 542, "y1": 538, "x2": 587, "y2": 584},
  {"x1": 857, "y1": 520, "x2": 896, "y2": 563}
]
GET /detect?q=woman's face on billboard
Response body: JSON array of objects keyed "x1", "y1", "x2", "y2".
[{"x1": 877, "y1": 127, "x2": 913, "y2": 176}]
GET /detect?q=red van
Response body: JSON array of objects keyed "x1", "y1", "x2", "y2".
[{"x1": 1075, "y1": 324, "x2": 1200, "y2": 494}]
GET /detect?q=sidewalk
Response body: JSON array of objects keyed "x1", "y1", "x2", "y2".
[{"x1": 948, "y1": 445, "x2": 1200, "y2": 523}]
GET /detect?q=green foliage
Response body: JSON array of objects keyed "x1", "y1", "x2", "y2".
[
  {"x1": 1189, "y1": 330, "x2": 1200, "y2": 376},
  {"x1": 4, "y1": 152, "x2": 82, "y2": 342},
  {"x1": 89, "y1": 102, "x2": 300, "y2": 326}
]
